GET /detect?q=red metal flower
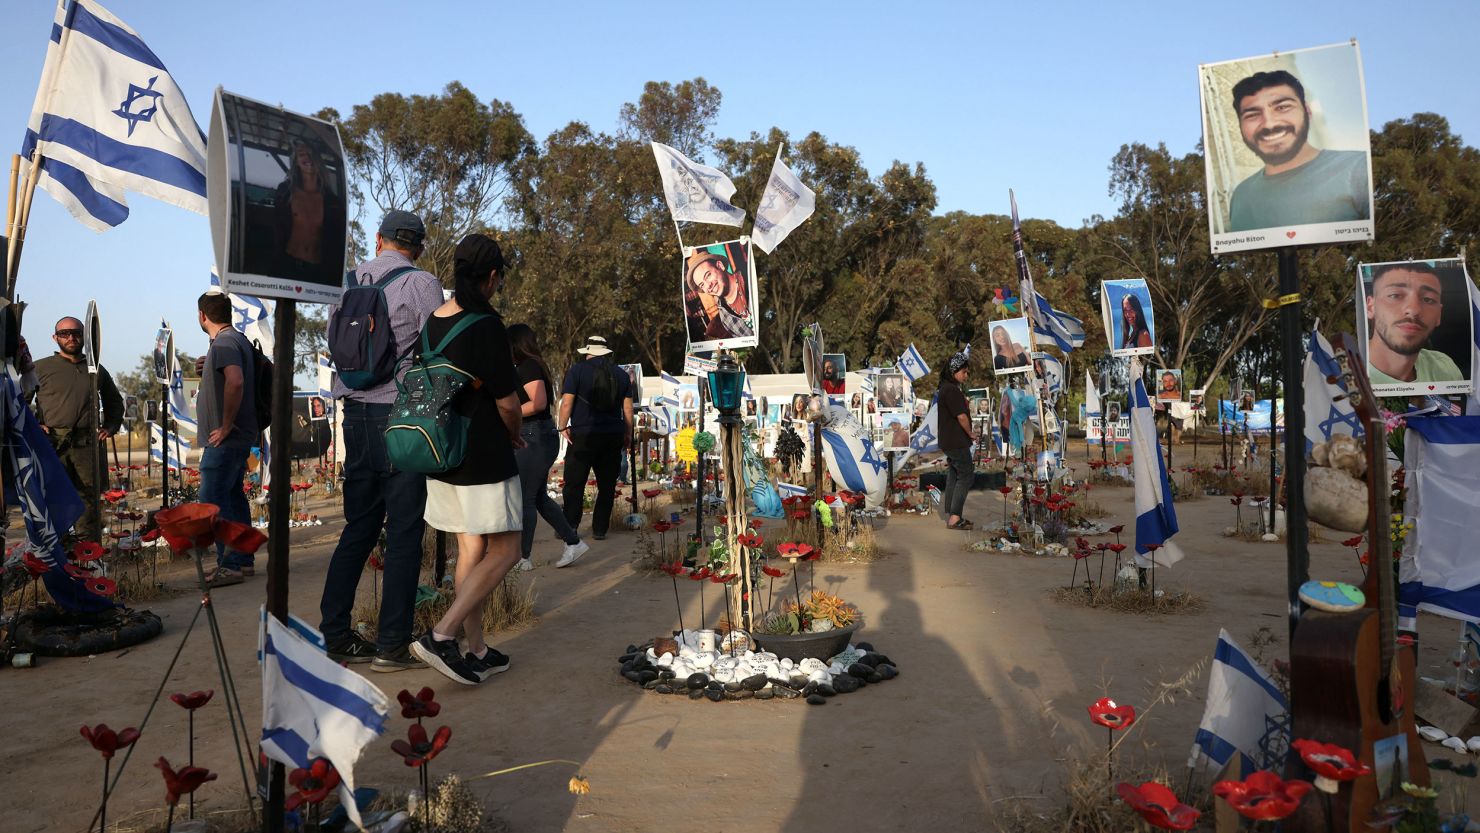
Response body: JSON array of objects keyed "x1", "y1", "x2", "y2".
[
  {"x1": 642, "y1": 488, "x2": 662, "y2": 499},
  {"x1": 1212, "y1": 770, "x2": 1311, "y2": 821},
  {"x1": 1109, "y1": 525, "x2": 1125, "y2": 534},
  {"x1": 397, "y1": 687, "x2": 441, "y2": 720},
  {"x1": 155, "y1": 503, "x2": 219, "y2": 550},
  {"x1": 1088, "y1": 697, "x2": 1136, "y2": 730},
  {"x1": 102, "y1": 488, "x2": 128, "y2": 503},
  {"x1": 652, "y1": 521, "x2": 674, "y2": 533},
  {"x1": 737, "y1": 533, "x2": 763, "y2": 548},
  {"x1": 688, "y1": 566, "x2": 711, "y2": 581},
  {"x1": 748, "y1": 519, "x2": 764, "y2": 529},
  {"x1": 86, "y1": 577, "x2": 118, "y2": 597},
  {"x1": 1340, "y1": 535, "x2": 1364, "y2": 548},
  {"x1": 761, "y1": 566, "x2": 786, "y2": 578},
  {"x1": 169, "y1": 690, "x2": 214, "y2": 711},
  {"x1": 64, "y1": 563, "x2": 94, "y2": 579},
  {"x1": 390, "y1": 724, "x2": 451, "y2": 767},
  {"x1": 1116, "y1": 781, "x2": 1201, "y2": 830},
  {"x1": 155, "y1": 757, "x2": 217, "y2": 806},
  {"x1": 213, "y1": 519, "x2": 267, "y2": 555},
  {"x1": 140, "y1": 528, "x2": 162, "y2": 543},
  {"x1": 1290, "y1": 739, "x2": 1371, "y2": 793},
  {"x1": 21, "y1": 552, "x2": 50, "y2": 578},
  {"x1": 659, "y1": 563, "x2": 687, "y2": 577},
  {"x1": 286, "y1": 758, "x2": 341, "y2": 811},
  {"x1": 72, "y1": 541, "x2": 108, "y2": 562},
  {"x1": 81, "y1": 724, "x2": 140, "y2": 759},
  {"x1": 1108, "y1": 544, "x2": 1127, "y2": 554},
  {"x1": 1230, "y1": 496, "x2": 1243, "y2": 506}
]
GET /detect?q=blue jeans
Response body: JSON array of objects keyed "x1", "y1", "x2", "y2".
[
  {"x1": 318, "y1": 401, "x2": 426, "y2": 652},
  {"x1": 199, "y1": 445, "x2": 252, "y2": 570},
  {"x1": 516, "y1": 421, "x2": 579, "y2": 558}
]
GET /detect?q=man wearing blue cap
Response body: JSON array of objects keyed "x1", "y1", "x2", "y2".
[{"x1": 319, "y1": 210, "x2": 446, "y2": 671}]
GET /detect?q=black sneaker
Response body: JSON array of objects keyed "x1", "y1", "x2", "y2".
[
  {"x1": 325, "y1": 633, "x2": 376, "y2": 665},
  {"x1": 464, "y1": 648, "x2": 511, "y2": 682},
  {"x1": 370, "y1": 643, "x2": 427, "y2": 674},
  {"x1": 410, "y1": 634, "x2": 480, "y2": 686}
]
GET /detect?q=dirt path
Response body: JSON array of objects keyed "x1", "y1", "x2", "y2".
[{"x1": 1, "y1": 451, "x2": 1465, "y2": 832}]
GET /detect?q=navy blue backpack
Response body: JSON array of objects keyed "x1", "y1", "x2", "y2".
[{"x1": 327, "y1": 266, "x2": 417, "y2": 390}]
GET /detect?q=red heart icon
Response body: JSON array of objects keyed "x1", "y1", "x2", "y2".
[
  {"x1": 295, "y1": 286, "x2": 303, "y2": 293},
  {"x1": 1285, "y1": 231, "x2": 1297, "y2": 239},
  {"x1": 1429, "y1": 385, "x2": 1436, "y2": 390}
]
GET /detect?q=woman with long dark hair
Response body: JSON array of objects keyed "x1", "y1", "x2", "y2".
[
  {"x1": 508, "y1": 323, "x2": 588, "y2": 571},
  {"x1": 991, "y1": 325, "x2": 1028, "y2": 370},
  {"x1": 1120, "y1": 294, "x2": 1153, "y2": 350},
  {"x1": 411, "y1": 234, "x2": 526, "y2": 686}
]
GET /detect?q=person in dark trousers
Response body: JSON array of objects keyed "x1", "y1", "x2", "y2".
[
  {"x1": 556, "y1": 336, "x2": 633, "y2": 541},
  {"x1": 194, "y1": 293, "x2": 260, "y2": 586},
  {"x1": 508, "y1": 323, "x2": 588, "y2": 571},
  {"x1": 935, "y1": 350, "x2": 978, "y2": 530},
  {"x1": 32, "y1": 316, "x2": 123, "y2": 543},
  {"x1": 318, "y1": 210, "x2": 445, "y2": 672}
]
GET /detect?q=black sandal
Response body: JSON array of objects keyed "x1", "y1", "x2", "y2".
[{"x1": 947, "y1": 518, "x2": 974, "y2": 531}]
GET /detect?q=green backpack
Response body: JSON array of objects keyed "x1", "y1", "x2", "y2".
[{"x1": 385, "y1": 313, "x2": 488, "y2": 474}]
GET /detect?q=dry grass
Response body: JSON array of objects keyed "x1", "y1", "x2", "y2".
[
  {"x1": 353, "y1": 571, "x2": 539, "y2": 641},
  {"x1": 1052, "y1": 584, "x2": 1204, "y2": 615},
  {"x1": 113, "y1": 806, "x2": 259, "y2": 833},
  {"x1": 1072, "y1": 496, "x2": 1110, "y2": 520}
]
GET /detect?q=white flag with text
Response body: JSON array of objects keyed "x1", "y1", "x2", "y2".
[
  {"x1": 651, "y1": 142, "x2": 745, "y2": 227},
  {"x1": 752, "y1": 152, "x2": 815, "y2": 254}
]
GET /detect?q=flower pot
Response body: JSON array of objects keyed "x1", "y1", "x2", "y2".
[{"x1": 754, "y1": 623, "x2": 861, "y2": 663}]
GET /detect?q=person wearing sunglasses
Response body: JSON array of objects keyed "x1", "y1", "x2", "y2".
[{"x1": 32, "y1": 316, "x2": 123, "y2": 544}]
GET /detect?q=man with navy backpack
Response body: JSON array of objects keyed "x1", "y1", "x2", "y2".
[{"x1": 319, "y1": 210, "x2": 445, "y2": 671}]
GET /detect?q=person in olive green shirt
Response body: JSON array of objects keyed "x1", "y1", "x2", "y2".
[
  {"x1": 1364, "y1": 262, "x2": 1465, "y2": 386},
  {"x1": 32, "y1": 316, "x2": 124, "y2": 542},
  {"x1": 1226, "y1": 69, "x2": 1371, "y2": 232}
]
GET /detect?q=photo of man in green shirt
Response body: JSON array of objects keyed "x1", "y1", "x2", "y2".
[{"x1": 1361, "y1": 260, "x2": 1469, "y2": 392}]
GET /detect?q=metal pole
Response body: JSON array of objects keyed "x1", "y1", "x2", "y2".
[
  {"x1": 264, "y1": 300, "x2": 297, "y2": 833},
  {"x1": 1277, "y1": 249, "x2": 1308, "y2": 644},
  {"x1": 695, "y1": 389, "x2": 705, "y2": 543},
  {"x1": 159, "y1": 382, "x2": 170, "y2": 509},
  {"x1": 812, "y1": 419, "x2": 823, "y2": 540}
]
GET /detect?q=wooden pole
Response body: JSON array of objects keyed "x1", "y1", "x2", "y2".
[
  {"x1": 264, "y1": 300, "x2": 297, "y2": 833},
  {"x1": 5, "y1": 154, "x2": 43, "y2": 299}
]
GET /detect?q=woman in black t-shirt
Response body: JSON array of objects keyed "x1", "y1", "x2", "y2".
[
  {"x1": 411, "y1": 234, "x2": 527, "y2": 687},
  {"x1": 508, "y1": 323, "x2": 587, "y2": 572}
]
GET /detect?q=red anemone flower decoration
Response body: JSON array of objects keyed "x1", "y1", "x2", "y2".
[
  {"x1": 286, "y1": 758, "x2": 341, "y2": 811},
  {"x1": 21, "y1": 552, "x2": 50, "y2": 578},
  {"x1": 72, "y1": 541, "x2": 108, "y2": 562},
  {"x1": 737, "y1": 533, "x2": 763, "y2": 548},
  {"x1": 748, "y1": 519, "x2": 764, "y2": 530},
  {"x1": 140, "y1": 528, "x2": 162, "y2": 543},
  {"x1": 86, "y1": 577, "x2": 118, "y2": 597},
  {"x1": 397, "y1": 687, "x2": 441, "y2": 720},
  {"x1": 642, "y1": 488, "x2": 662, "y2": 499},
  {"x1": 155, "y1": 503, "x2": 220, "y2": 551},
  {"x1": 1108, "y1": 544, "x2": 1127, "y2": 554},
  {"x1": 1340, "y1": 535, "x2": 1364, "y2": 548},
  {"x1": 998, "y1": 486, "x2": 1014, "y2": 496},
  {"x1": 390, "y1": 724, "x2": 452, "y2": 768},
  {"x1": 155, "y1": 757, "x2": 217, "y2": 806},
  {"x1": 1088, "y1": 697, "x2": 1136, "y2": 730},
  {"x1": 170, "y1": 690, "x2": 214, "y2": 711},
  {"x1": 213, "y1": 519, "x2": 268, "y2": 555},
  {"x1": 688, "y1": 566, "x2": 712, "y2": 581},
  {"x1": 1116, "y1": 782, "x2": 1201, "y2": 830},
  {"x1": 102, "y1": 488, "x2": 128, "y2": 503},
  {"x1": 789, "y1": 510, "x2": 811, "y2": 520},
  {"x1": 1109, "y1": 525, "x2": 1125, "y2": 534},
  {"x1": 652, "y1": 521, "x2": 674, "y2": 533},
  {"x1": 761, "y1": 566, "x2": 786, "y2": 578},
  {"x1": 81, "y1": 724, "x2": 141, "y2": 759},
  {"x1": 1212, "y1": 771, "x2": 1311, "y2": 820},
  {"x1": 1290, "y1": 739, "x2": 1371, "y2": 793},
  {"x1": 1230, "y1": 496, "x2": 1243, "y2": 506},
  {"x1": 659, "y1": 563, "x2": 687, "y2": 577},
  {"x1": 64, "y1": 563, "x2": 94, "y2": 579}
]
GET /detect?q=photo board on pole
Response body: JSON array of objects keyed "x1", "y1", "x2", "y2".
[
  {"x1": 209, "y1": 89, "x2": 349, "y2": 304},
  {"x1": 680, "y1": 240, "x2": 760, "y2": 353},
  {"x1": 1100, "y1": 279, "x2": 1156, "y2": 358},
  {"x1": 1356, "y1": 257, "x2": 1474, "y2": 397},
  {"x1": 1198, "y1": 41, "x2": 1374, "y2": 255},
  {"x1": 988, "y1": 317, "x2": 1032, "y2": 375},
  {"x1": 153, "y1": 326, "x2": 173, "y2": 385}
]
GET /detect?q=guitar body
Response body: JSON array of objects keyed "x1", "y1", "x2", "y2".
[{"x1": 1287, "y1": 611, "x2": 1428, "y2": 831}]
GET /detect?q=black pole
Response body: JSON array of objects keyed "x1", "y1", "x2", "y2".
[
  {"x1": 264, "y1": 300, "x2": 297, "y2": 833},
  {"x1": 159, "y1": 382, "x2": 171, "y2": 509},
  {"x1": 1277, "y1": 249, "x2": 1308, "y2": 645},
  {"x1": 695, "y1": 389, "x2": 705, "y2": 543}
]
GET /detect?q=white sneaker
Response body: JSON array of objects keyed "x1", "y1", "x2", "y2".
[
  {"x1": 556, "y1": 540, "x2": 590, "y2": 568},
  {"x1": 515, "y1": 557, "x2": 534, "y2": 572}
]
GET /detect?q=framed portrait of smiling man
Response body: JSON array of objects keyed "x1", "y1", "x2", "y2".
[
  {"x1": 1356, "y1": 258, "x2": 1474, "y2": 397},
  {"x1": 1198, "y1": 42, "x2": 1374, "y2": 255},
  {"x1": 681, "y1": 239, "x2": 760, "y2": 353}
]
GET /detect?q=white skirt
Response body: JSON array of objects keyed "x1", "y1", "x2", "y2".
[{"x1": 425, "y1": 476, "x2": 523, "y2": 535}]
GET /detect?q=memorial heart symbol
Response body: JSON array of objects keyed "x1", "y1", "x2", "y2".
[
  {"x1": 295, "y1": 286, "x2": 303, "y2": 293},
  {"x1": 1286, "y1": 231, "x2": 1297, "y2": 239},
  {"x1": 1429, "y1": 385, "x2": 1436, "y2": 390}
]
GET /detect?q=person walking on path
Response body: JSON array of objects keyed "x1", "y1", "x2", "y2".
[
  {"x1": 936, "y1": 350, "x2": 977, "y2": 530},
  {"x1": 557, "y1": 336, "x2": 633, "y2": 541},
  {"x1": 507, "y1": 323, "x2": 588, "y2": 571},
  {"x1": 410, "y1": 234, "x2": 526, "y2": 686},
  {"x1": 318, "y1": 211, "x2": 444, "y2": 671}
]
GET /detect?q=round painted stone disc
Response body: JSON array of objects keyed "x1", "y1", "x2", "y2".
[{"x1": 1299, "y1": 580, "x2": 1366, "y2": 613}]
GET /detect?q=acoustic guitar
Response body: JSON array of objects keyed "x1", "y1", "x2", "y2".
[{"x1": 1286, "y1": 333, "x2": 1428, "y2": 832}]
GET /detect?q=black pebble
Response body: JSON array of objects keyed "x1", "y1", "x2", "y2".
[
  {"x1": 771, "y1": 684, "x2": 801, "y2": 700},
  {"x1": 618, "y1": 653, "x2": 637, "y2": 664},
  {"x1": 622, "y1": 670, "x2": 642, "y2": 683},
  {"x1": 741, "y1": 674, "x2": 768, "y2": 691},
  {"x1": 755, "y1": 689, "x2": 774, "y2": 700},
  {"x1": 625, "y1": 644, "x2": 639, "y2": 655},
  {"x1": 706, "y1": 680, "x2": 724, "y2": 692},
  {"x1": 704, "y1": 688, "x2": 724, "y2": 702},
  {"x1": 855, "y1": 641, "x2": 875, "y2": 652},
  {"x1": 855, "y1": 655, "x2": 880, "y2": 669},
  {"x1": 637, "y1": 669, "x2": 659, "y2": 684},
  {"x1": 866, "y1": 672, "x2": 883, "y2": 684},
  {"x1": 655, "y1": 684, "x2": 674, "y2": 694},
  {"x1": 806, "y1": 694, "x2": 827, "y2": 705},
  {"x1": 688, "y1": 688, "x2": 705, "y2": 700},
  {"x1": 848, "y1": 663, "x2": 874, "y2": 678},
  {"x1": 723, "y1": 681, "x2": 742, "y2": 693},
  {"x1": 871, "y1": 654, "x2": 893, "y2": 667},
  {"x1": 877, "y1": 664, "x2": 898, "y2": 680},
  {"x1": 687, "y1": 673, "x2": 709, "y2": 689},
  {"x1": 734, "y1": 688, "x2": 755, "y2": 699},
  {"x1": 832, "y1": 675, "x2": 860, "y2": 694},
  {"x1": 658, "y1": 668, "x2": 676, "y2": 680},
  {"x1": 643, "y1": 679, "x2": 661, "y2": 690},
  {"x1": 801, "y1": 681, "x2": 819, "y2": 697},
  {"x1": 816, "y1": 684, "x2": 837, "y2": 698}
]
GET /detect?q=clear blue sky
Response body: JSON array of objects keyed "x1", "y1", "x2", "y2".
[{"x1": 1, "y1": 0, "x2": 1473, "y2": 375}]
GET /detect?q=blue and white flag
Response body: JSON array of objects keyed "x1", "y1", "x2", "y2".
[
  {"x1": 1031, "y1": 291, "x2": 1087, "y2": 353},
  {"x1": 167, "y1": 368, "x2": 195, "y2": 436},
  {"x1": 897, "y1": 343, "x2": 930, "y2": 382},
  {"x1": 261, "y1": 614, "x2": 388, "y2": 830},
  {"x1": 777, "y1": 482, "x2": 808, "y2": 499},
  {"x1": 150, "y1": 421, "x2": 188, "y2": 469},
  {"x1": 21, "y1": 0, "x2": 207, "y2": 231},
  {"x1": 1193, "y1": 629, "x2": 1289, "y2": 777},
  {"x1": 1303, "y1": 328, "x2": 1363, "y2": 454},
  {"x1": 1033, "y1": 352, "x2": 1064, "y2": 397},
  {"x1": 1130, "y1": 378, "x2": 1185, "y2": 567},
  {"x1": 898, "y1": 394, "x2": 940, "y2": 468},
  {"x1": 650, "y1": 142, "x2": 745, "y2": 227},
  {"x1": 1398, "y1": 416, "x2": 1480, "y2": 622},
  {"x1": 210, "y1": 270, "x2": 275, "y2": 349},
  {"x1": 1, "y1": 369, "x2": 110, "y2": 613},
  {"x1": 317, "y1": 352, "x2": 334, "y2": 400},
  {"x1": 659, "y1": 371, "x2": 681, "y2": 389},
  {"x1": 818, "y1": 407, "x2": 889, "y2": 508},
  {"x1": 1468, "y1": 279, "x2": 1480, "y2": 416}
]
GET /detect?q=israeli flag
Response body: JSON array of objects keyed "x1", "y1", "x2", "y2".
[
  {"x1": 22, "y1": 0, "x2": 207, "y2": 231},
  {"x1": 1130, "y1": 378, "x2": 1185, "y2": 568},
  {"x1": 897, "y1": 394, "x2": 940, "y2": 469},
  {"x1": 818, "y1": 406, "x2": 889, "y2": 508},
  {"x1": 1031, "y1": 291, "x2": 1086, "y2": 353},
  {"x1": 897, "y1": 343, "x2": 930, "y2": 382},
  {"x1": 1033, "y1": 352, "x2": 1064, "y2": 397},
  {"x1": 651, "y1": 142, "x2": 745, "y2": 227},
  {"x1": 149, "y1": 421, "x2": 188, "y2": 469},
  {"x1": 210, "y1": 270, "x2": 275, "y2": 350},
  {"x1": 167, "y1": 368, "x2": 195, "y2": 436},
  {"x1": 1303, "y1": 328, "x2": 1363, "y2": 454},
  {"x1": 317, "y1": 352, "x2": 334, "y2": 400},
  {"x1": 1193, "y1": 629, "x2": 1288, "y2": 777},
  {"x1": 1398, "y1": 416, "x2": 1480, "y2": 622},
  {"x1": 777, "y1": 482, "x2": 808, "y2": 498},
  {"x1": 261, "y1": 614, "x2": 388, "y2": 830}
]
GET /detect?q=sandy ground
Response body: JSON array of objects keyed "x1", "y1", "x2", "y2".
[{"x1": 1, "y1": 445, "x2": 1468, "y2": 833}]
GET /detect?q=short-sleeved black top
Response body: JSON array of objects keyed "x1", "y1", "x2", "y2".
[
  {"x1": 936, "y1": 379, "x2": 972, "y2": 451},
  {"x1": 515, "y1": 358, "x2": 554, "y2": 422},
  {"x1": 418, "y1": 309, "x2": 519, "y2": 486}
]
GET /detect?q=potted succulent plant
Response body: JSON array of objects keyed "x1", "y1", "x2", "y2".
[{"x1": 753, "y1": 590, "x2": 861, "y2": 662}]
